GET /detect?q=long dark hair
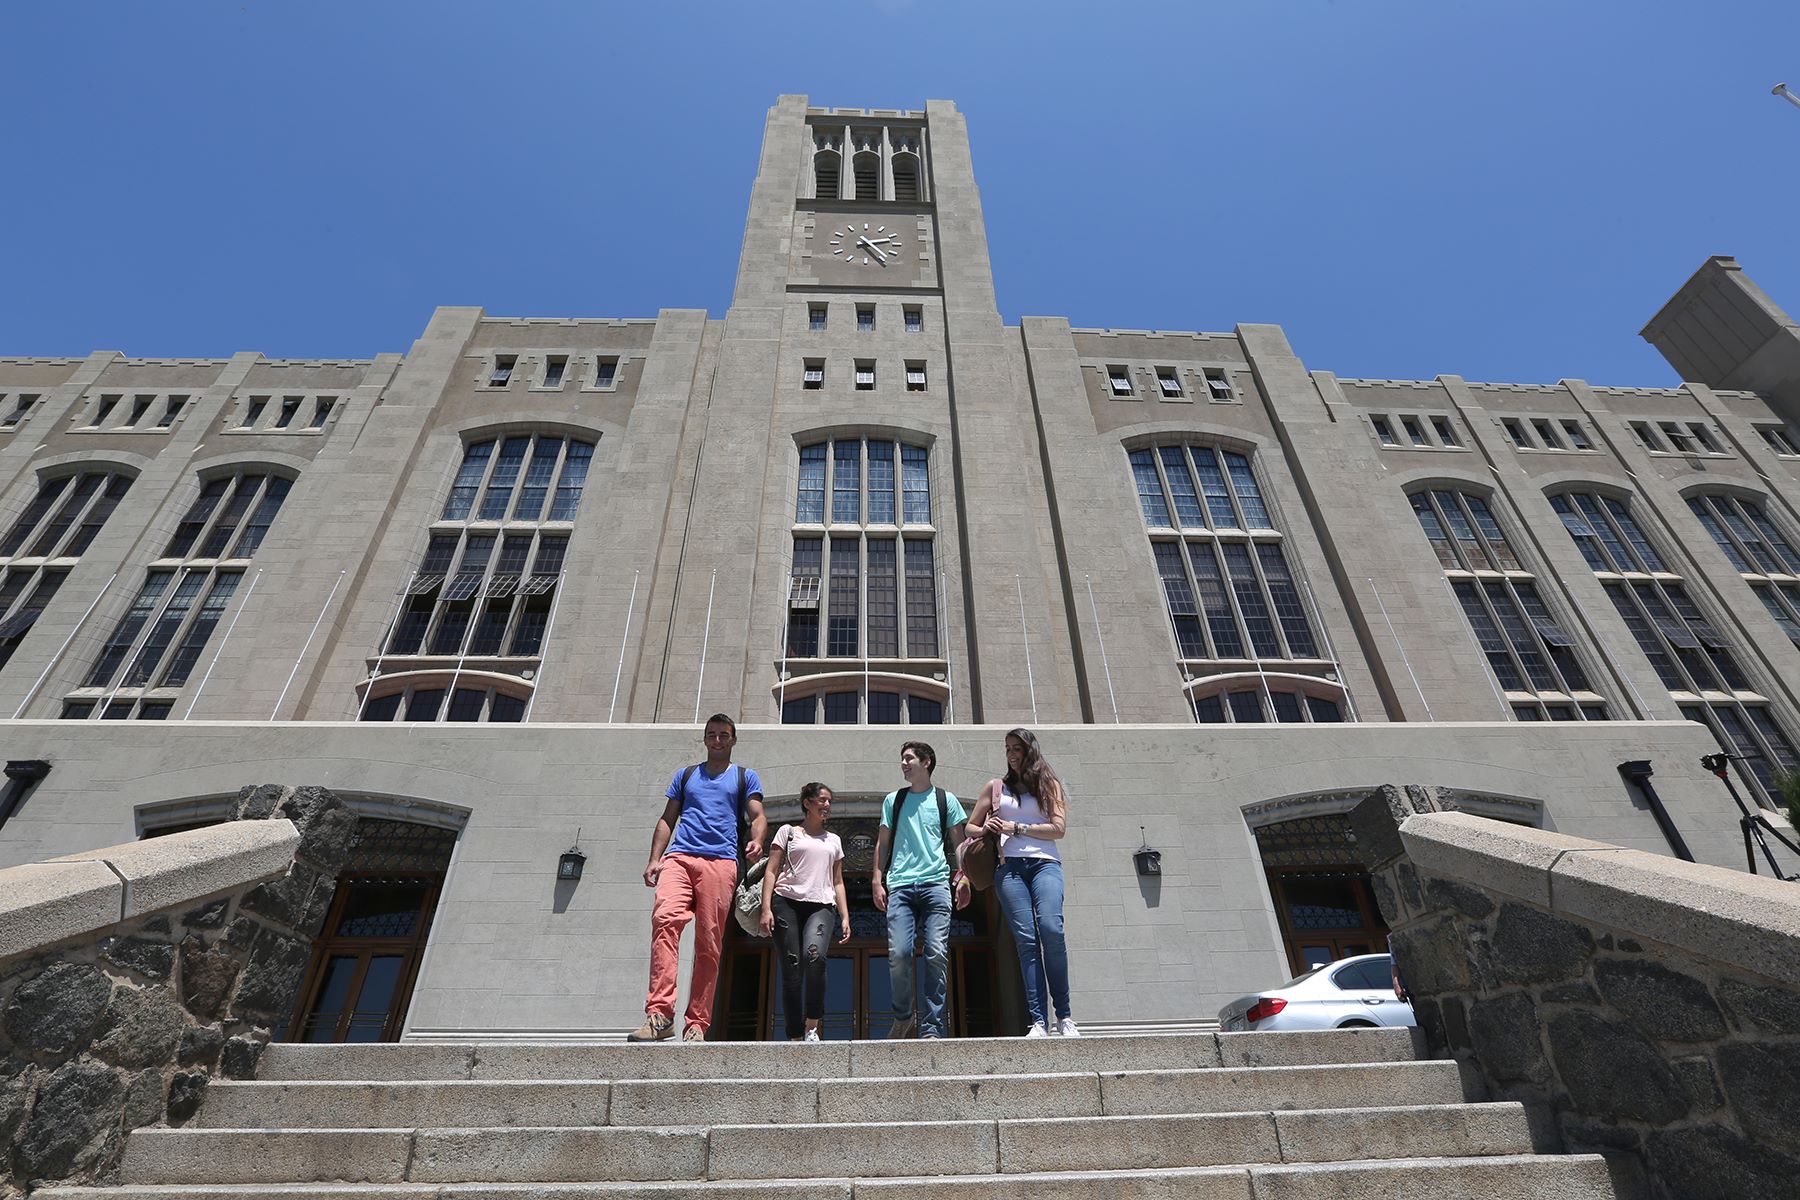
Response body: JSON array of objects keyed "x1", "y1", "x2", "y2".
[{"x1": 1002, "y1": 728, "x2": 1063, "y2": 820}]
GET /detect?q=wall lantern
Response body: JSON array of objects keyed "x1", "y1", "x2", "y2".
[
  {"x1": 1132, "y1": 826, "x2": 1162, "y2": 877},
  {"x1": 558, "y1": 829, "x2": 587, "y2": 881}
]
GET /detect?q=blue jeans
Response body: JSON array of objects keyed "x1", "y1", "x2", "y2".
[
  {"x1": 885, "y1": 880, "x2": 952, "y2": 1037},
  {"x1": 995, "y1": 858, "x2": 1069, "y2": 1025}
]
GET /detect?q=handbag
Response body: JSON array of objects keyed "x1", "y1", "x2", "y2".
[
  {"x1": 961, "y1": 829, "x2": 998, "y2": 892},
  {"x1": 733, "y1": 856, "x2": 769, "y2": 938}
]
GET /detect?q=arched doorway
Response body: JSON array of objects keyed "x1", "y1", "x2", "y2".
[
  {"x1": 1252, "y1": 812, "x2": 1390, "y2": 976},
  {"x1": 715, "y1": 815, "x2": 1003, "y2": 1040},
  {"x1": 288, "y1": 818, "x2": 458, "y2": 1042}
]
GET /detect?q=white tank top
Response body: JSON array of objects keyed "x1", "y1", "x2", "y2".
[{"x1": 995, "y1": 784, "x2": 1059, "y2": 861}]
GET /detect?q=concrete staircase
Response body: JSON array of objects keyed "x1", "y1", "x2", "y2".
[{"x1": 40, "y1": 1029, "x2": 1618, "y2": 1199}]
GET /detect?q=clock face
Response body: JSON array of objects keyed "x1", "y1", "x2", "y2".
[{"x1": 828, "y1": 222, "x2": 906, "y2": 267}]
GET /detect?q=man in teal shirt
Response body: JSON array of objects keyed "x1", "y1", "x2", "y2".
[{"x1": 872, "y1": 740, "x2": 966, "y2": 1038}]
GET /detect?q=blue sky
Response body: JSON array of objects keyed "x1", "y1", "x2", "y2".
[{"x1": 4, "y1": 1, "x2": 1798, "y2": 386}]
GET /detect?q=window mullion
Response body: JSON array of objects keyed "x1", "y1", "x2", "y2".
[{"x1": 1182, "y1": 539, "x2": 1215, "y2": 659}]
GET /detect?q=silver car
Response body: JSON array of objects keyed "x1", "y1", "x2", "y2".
[{"x1": 1217, "y1": 953, "x2": 1416, "y2": 1031}]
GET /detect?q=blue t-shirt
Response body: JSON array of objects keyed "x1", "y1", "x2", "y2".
[
  {"x1": 880, "y1": 786, "x2": 966, "y2": 887},
  {"x1": 665, "y1": 763, "x2": 762, "y2": 860}
]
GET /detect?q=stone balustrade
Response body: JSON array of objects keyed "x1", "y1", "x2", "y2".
[
  {"x1": 1353, "y1": 786, "x2": 1800, "y2": 1200},
  {"x1": 0, "y1": 784, "x2": 358, "y2": 1197}
]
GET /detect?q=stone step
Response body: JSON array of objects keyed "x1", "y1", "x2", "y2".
[
  {"x1": 121, "y1": 1102, "x2": 1526, "y2": 1185},
  {"x1": 253, "y1": 1028, "x2": 1419, "y2": 1083},
  {"x1": 40, "y1": 1151, "x2": 1619, "y2": 1199},
  {"x1": 199, "y1": 1060, "x2": 1464, "y2": 1129}
]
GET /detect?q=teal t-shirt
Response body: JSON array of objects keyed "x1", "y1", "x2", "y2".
[{"x1": 880, "y1": 787, "x2": 966, "y2": 887}]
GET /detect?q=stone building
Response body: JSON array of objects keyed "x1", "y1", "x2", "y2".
[{"x1": 0, "y1": 95, "x2": 1796, "y2": 1044}]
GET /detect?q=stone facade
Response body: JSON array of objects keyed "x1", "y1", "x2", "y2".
[
  {"x1": 0, "y1": 95, "x2": 1798, "y2": 1040},
  {"x1": 0, "y1": 787, "x2": 354, "y2": 1195},
  {"x1": 1356, "y1": 798, "x2": 1800, "y2": 1200}
]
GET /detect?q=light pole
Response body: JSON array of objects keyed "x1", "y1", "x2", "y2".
[{"x1": 1775, "y1": 83, "x2": 1800, "y2": 112}]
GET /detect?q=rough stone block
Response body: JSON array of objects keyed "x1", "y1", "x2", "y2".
[
  {"x1": 177, "y1": 938, "x2": 241, "y2": 1021},
  {"x1": 1490, "y1": 904, "x2": 1593, "y2": 986},
  {"x1": 1390, "y1": 917, "x2": 1471, "y2": 994},
  {"x1": 231, "y1": 927, "x2": 311, "y2": 1018},
  {"x1": 4, "y1": 961, "x2": 112, "y2": 1060},
  {"x1": 1592, "y1": 958, "x2": 1725, "y2": 1043},
  {"x1": 93, "y1": 986, "x2": 185, "y2": 1069},
  {"x1": 1718, "y1": 1041, "x2": 1800, "y2": 1155},
  {"x1": 997, "y1": 1111, "x2": 1276, "y2": 1172},
  {"x1": 15, "y1": 1061, "x2": 126, "y2": 1182},
  {"x1": 1643, "y1": 1123, "x2": 1800, "y2": 1200},
  {"x1": 97, "y1": 935, "x2": 175, "y2": 982},
  {"x1": 1423, "y1": 876, "x2": 1495, "y2": 920},
  {"x1": 0, "y1": 861, "x2": 122, "y2": 960},
  {"x1": 1468, "y1": 992, "x2": 1550, "y2": 1087},
  {"x1": 54, "y1": 821, "x2": 300, "y2": 920},
  {"x1": 1717, "y1": 976, "x2": 1800, "y2": 1036},
  {"x1": 408, "y1": 1127, "x2": 708, "y2": 1184},
  {"x1": 1545, "y1": 1011, "x2": 1685, "y2": 1125},
  {"x1": 708, "y1": 1119, "x2": 997, "y2": 1179}
]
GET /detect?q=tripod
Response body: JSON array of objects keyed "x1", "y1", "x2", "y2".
[{"x1": 1703, "y1": 753, "x2": 1800, "y2": 882}]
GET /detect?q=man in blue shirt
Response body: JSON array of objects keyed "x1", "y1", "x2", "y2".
[
  {"x1": 630, "y1": 714, "x2": 766, "y2": 1042},
  {"x1": 873, "y1": 740, "x2": 966, "y2": 1039}
]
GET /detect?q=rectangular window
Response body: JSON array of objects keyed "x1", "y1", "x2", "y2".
[
  {"x1": 788, "y1": 536, "x2": 822, "y2": 657},
  {"x1": 1403, "y1": 417, "x2": 1429, "y2": 446},
  {"x1": 1192, "y1": 449, "x2": 1237, "y2": 528},
  {"x1": 87, "y1": 571, "x2": 174, "y2": 687},
  {"x1": 1221, "y1": 543, "x2": 1280, "y2": 657},
  {"x1": 88, "y1": 395, "x2": 119, "y2": 427},
  {"x1": 1503, "y1": 419, "x2": 1530, "y2": 448},
  {"x1": 905, "y1": 363, "x2": 927, "y2": 391},
  {"x1": 1452, "y1": 581, "x2": 1524, "y2": 691},
  {"x1": 127, "y1": 395, "x2": 154, "y2": 426},
  {"x1": 1154, "y1": 542, "x2": 1205, "y2": 657},
  {"x1": 866, "y1": 441, "x2": 896, "y2": 524},
  {"x1": 1156, "y1": 369, "x2": 1183, "y2": 398},
  {"x1": 1130, "y1": 450, "x2": 1171, "y2": 527},
  {"x1": 1631, "y1": 421, "x2": 1665, "y2": 452},
  {"x1": 230, "y1": 476, "x2": 291, "y2": 558},
  {"x1": 901, "y1": 445, "x2": 930, "y2": 523},
  {"x1": 824, "y1": 692, "x2": 858, "y2": 724},
  {"x1": 1256, "y1": 543, "x2": 1317, "y2": 657},
  {"x1": 307, "y1": 397, "x2": 332, "y2": 429},
  {"x1": 238, "y1": 396, "x2": 268, "y2": 429},
  {"x1": 1563, "y1": 419, "x2": 1592, "y2": 450},
  {"x1": 158, "y1": 396, "x2": 186, "y2": 428},
  {"x1": 1107, "y1": 367, "x2": 1133, "y2": 397},
  {"x1": 905, "y1": 537, "x2": 938, "y2": 657},
  {"x1": 904, "y1": 307, "x2": 923, "y2": 333},
  {"x1": 868, "y1": 691, "x2": 902, "y2": 724},
  {"x1": 1187, "y1": 542, "x2": 1242, "y2": 657},
  {"x1": 156, "y1": 572, "x2": 242, "y2": 687},
  {"x1": 809, "y1": 305, "x2": 827, "y2": 331},
  {"x1": 1372, "y1": 417, "x2": 1398, "y2": 446},
  {"x1": 856, "y1": 306, "x2": 875, "y2": 332},
  {"x1": 803, "y1": 360, "x2": 825, "y2": 390},
  {"x1": 1431, "y1": 416, "x2": 1460, "y2": 446},
  {"x1": 1660, "y1": 422, "x2": 1695, "y2": 454},
  {"x1": 478, "y1": 436, "x2": 531, "y2": 520},
  {"x1": 595, "y1": 357, "x2": 618, "y2": 388},
  {"x1": 1228, "y1": 691, "x2": 1264, "y2": 723},
  {"x1": 490, "y1": 356, "x2": 515, "y2": 387},
  {"x1": 547, "y1": 441, "x2": 591, "y2": 520},
  {"x1": 1204, "y1": 369, "x2": 1233, "y2": 401},
  {"x1": 781, "y1": 696, "x2": 816, "y2": 724},
  {"x1": 1223, "y1": 452, "x2": 1272, "y2": 529},
  {"x1": 866, "y1": 538, "x2": 898, "y2": 657},
  {"x1": 26, "y1": 474, "x2": 104, "y2": 558},
  {"x1": 797, "y1": 444, "x2": 826, "y2": 523},
  {"x1": 510, "y1": 438, "x2": 562, "y2": 521},
  {"x1": 833, "y1": 442, "x2": 861, "y2": 523},
  {"x1": 1158, "y1": 447, "x2": 1203, "y2": 528},
  {"x1": 1689, "y1": 423, "x2": 1721, "y2": 453},
  {"x1": 274, "y1": 397, "x2": 301, "y2": 429},
  {"x1": 827, "y1": 536, "x2": 860, "y2": 656},
  {"x1": 1532, "y1": 419, "x2": 1562, "y2": 449},
  {"x1": 1, "y1": 394, "x2": 37, "y2": 428},
  {"x1": 0, "y1": 570, "x2": 65, "y2": 669},
  {"x1": 197, "y1": 476, "x2": 264, "y2": 558},
  {"x1": 1193, "y1": 694, "x2": 1226, "y2": 723},
  {"x1": 543, "y1": 356, "x2": 566, "y2": 388},
  {"x1": 909, "y1": 695, "x2": 943, "y2": 723},
  {"x1": 854, "y1": 361, "x2": 876, "y2": 390},
  {"x1": 1758, "y1": 425, "x2": 1799, "y2": 455}
]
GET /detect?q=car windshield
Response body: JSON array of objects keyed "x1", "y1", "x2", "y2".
[{"x1": 1280, "y1": 966, "x2": 1327, "y2": 987}]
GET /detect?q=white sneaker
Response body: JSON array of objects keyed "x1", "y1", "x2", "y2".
[
  {"x1": 1024, "y1": 1021, "x2": 1049, "y2": 1039},
  {"x1": 803, "y1": 1028, "x2": 821, "y2": 1043},
  {"x1": 1058, "y1": 1017, "x2": 1081, "y2": 1038}
]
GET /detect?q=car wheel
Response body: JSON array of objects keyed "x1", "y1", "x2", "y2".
[{"x1": 1337, "y1": 1019, "x2": 1377, "y2": 1028}]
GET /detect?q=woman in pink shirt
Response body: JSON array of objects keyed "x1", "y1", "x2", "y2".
[{"x1": 759, "y1": 782, "x2": 851, "y2": 1041}]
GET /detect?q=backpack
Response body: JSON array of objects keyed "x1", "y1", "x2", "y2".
[
  {"x1": 879, "y1": 786, "x2": 957, "y2": 877},
  {"x1": 676, "y1": 763, "x2": 750, "y2": 883}
]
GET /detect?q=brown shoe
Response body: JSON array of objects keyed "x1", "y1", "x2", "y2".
[
  {"x1": 886, "y1": 1017, "x2": 916, "y2": 1040},
  {"x1": 682, "y1": 1023, "x2": 708, "y2": 1042},
  {"x1": 627, "y1": 1013, "x2": 674, "y2": 1042}
]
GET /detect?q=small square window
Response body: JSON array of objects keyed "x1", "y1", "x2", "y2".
[
  {"x1": 309, "y1": 398, "x2": 334, "y2": 429},
  {"x1": 1562, "y1": 419, "x2": 1592, "y2": 450},
  {"x1": 89, "y1": 395, "x2": 120, "y2": 427},
  {"x1": 905, "y1": 362, "x2": 927, "y2": 391},
  {"x1": 239, "y1": 396, "x2": 268, "y2": 428},
  {"x1": 1660, "y1": 421, "x2": 1695, "y2": 453},
  {"x1": 1106, "y1": 366, "x2": 1133, "y2": 397},
  {"x1": 274, "y1": 397, "x2": 301, "y2": 429},
  {"x1": 857, "y1": 306, "x2": 876, "y2": 332},
  {"x1": 1431, "y1": 416, "x2": 1460, "y2": 446},
  {"x1": 803, "y1": 360, "x2": 825, "y2": 390},
  {"x1": 904, "y1": 306, "x2": 923, "y2": 333},
  {"x1": 1204, "y1": 368, "x2": 1234, "y2": 401},
  {"x1": 158, "y1": 396, "x2": 186, "y2": 428},
  {"x1": 1156, "y1": 369, "x2": 1183, "y2": 398},
  {"x1": 127, "y1": 394, "x2": 155, "y2": 426},
  {"x1": 1688, "y1": 422, "x2": 1721, "y2": 453},
  {"x1": 1532, "y1": 418, "x2": 1562, "y2": 449},
  {"x1": 490, "y1": 355, "x2": 516, "y2": 387},
  {"x1": 1403, "y1": 417, "x2": 1429, "y2": 446},
  {"x1": 1502, "y1": 418, "x2": 1530, "y2": 448},
  {"x1": 543, "y1": 356, "x2": 567, "y2": 388},
  {"x1": 595, "y1": 357, "x2": 618, "y2": 388},
  {"x1": 809, "y1": 305, "x2": 828, "y2": 331},
  {"x1": 854, "y1": 361, "x2": 876, "y2": 390},
  {"x1": 60, "y1": 701, "x2": 95, "y2": 720},
  {"x1": 1, "y1": 394, "x2": 37, "y2": 428},
  {"x1": 136, "y1": 701, "x2": 173, "y2": 721},
  {"x1": 1372, "y1": 416, "x2": 1398, "y2": 446},
  {"x1": 1760, "y1": 425, "x2": 1799, "y2": 455},
  {"x1": 1631, "y1": 421, "x2": 1665, "y2": 451}
]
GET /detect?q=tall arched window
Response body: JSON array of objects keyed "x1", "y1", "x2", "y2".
[
  {"x1": 892, "y1": 152, "x2": 920, "y2": 202},
  {"x1": 782, "y1": 437, "x2": 941, "y2": 724},
  {"x1": 1130, "y1": 442, "x2": 1340, "y2": 721},
  {"x1": 852, "y1": 151, "x2": 880, "y2": 201},
  {"x1": 1685, "y1": 492, "x2": 1800, "y2": 650},
  {"x1": 380, "y1": 434, "x2": 593, "y2": 687},
  {"x1": 814, "y1": 150, "x2": 841, "y2": 201},
  {"x1": 63, "y1": 470, "x2": 287, "y2": 720},
  {"x1": 0, "y1": 468, "x2": 134, "y2": 673},
  {"x1": 1413, "y1": 488, "x2": 1606, "y2": 721},
  {"x1": 1551, "y1": 489, "x2": 1799, "y2": 799}
]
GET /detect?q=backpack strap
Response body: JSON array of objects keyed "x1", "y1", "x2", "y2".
[
  {"x1": 735, "y1": 765, "x2": 750, "y2": 883},
  {"x1": 879, "y1": 790, "x2": 905, "y2": 873},
  {"x1": 675, "y1": 764, "x2": 698, "y2": 813}
]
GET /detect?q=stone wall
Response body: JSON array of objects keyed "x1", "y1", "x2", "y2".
[
  {"x1": 1354, "y1": 788, "x2": 1800, "y2": 1200},
  {"x1": 0, "y1": 784, "x2": 356, "y2": 1197}
]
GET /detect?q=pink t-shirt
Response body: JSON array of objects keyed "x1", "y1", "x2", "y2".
[{"x1": 773, "y1": 824, "x2": 843, "y2": 905}]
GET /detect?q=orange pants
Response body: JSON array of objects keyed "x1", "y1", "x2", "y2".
[{"x1": 645, "y1": 852, "x2": 738, "y2": 1031}]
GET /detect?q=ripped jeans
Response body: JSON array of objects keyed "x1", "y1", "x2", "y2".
[{"x1": 771, "y1": 893, "x2": 836, "y2": 1039}]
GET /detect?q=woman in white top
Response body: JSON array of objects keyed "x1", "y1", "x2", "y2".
[
  {"x1": 965, "y1": 728, "x2": 1077, "y2": 1038},
  {"x1": 759, "y1": 782, "x2": 851, "y2": 1042}
]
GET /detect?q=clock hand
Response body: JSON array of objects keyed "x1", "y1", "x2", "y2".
[{"x1": 857, "y1": 237, "x2": 889, "y2": 263}]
